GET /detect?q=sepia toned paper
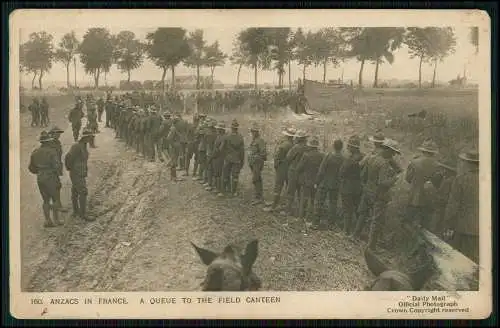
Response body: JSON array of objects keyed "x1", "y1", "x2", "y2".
[{"x1": 9, "y1": 9, "x2": 492, "y2": 319}]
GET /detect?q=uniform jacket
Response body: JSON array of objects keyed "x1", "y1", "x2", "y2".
[
  {"x1": 68, "y1": 107, "x2": 84, "y2": 124},
  {"x1": 29, "y1": 144, "x2": 61, "y2": 181},
  {"x1": 274, "y1": 139, "x2": 294, "y2": 173},
  {"x1": 444, "y1": 168, "x2": 479, "y2": 236},
  {"x1": 296, "y1": 148, "x2": 324, "y2": 187},
  {"x1": 286, "y1": 143, "x2": 308, "y2": 173},
  {"x1": 221, "y1": 132, "x2": 245, "y2": 164},
  {"x1": 64, "y1": 142, "x2": 89, "y2": 177},
  {"x1": 205, "y1": 129, "x2": 218, "y2": 158},
  {"x1": 361, "y1": 154, "x2": 398, "y2": 201},
  {"x1": 316, "y1": 151, "x2": 344, "y2": 189},
  {"x1": 248, "y1": 136, "x2": 267, "y2": 166},
  {"x1": 50, "y1": 140, "x2": 63, "y2": 176},
  {"x1": 405, "y1": 155, "x2": 439, "y2": 206},
  {"x1": 340, "y1": 151, "x2": 364, "y2": 195}
]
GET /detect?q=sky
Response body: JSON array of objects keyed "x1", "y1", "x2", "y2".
[{"x1": 13, "y1": 10, "x2": 485, "y2": 88}]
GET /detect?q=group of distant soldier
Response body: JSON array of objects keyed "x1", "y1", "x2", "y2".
[
  {"x1": 28, "y1": 91, "x2": 479, "y2": 264},
  {"x1": 28, "y1": 97, "x2": 51, "y2": 127}
]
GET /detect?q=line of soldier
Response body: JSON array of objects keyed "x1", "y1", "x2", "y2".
[
  {"x1": 29, "y1": 125, "x2": 96, "y2": 227},
  {"x1": 27, "y1": 97, "x2": 50, "y2": 127}
]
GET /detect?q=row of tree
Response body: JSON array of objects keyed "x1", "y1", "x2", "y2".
[{"x1": 20, "y1": 26, "x2": 479, "y2": 91}]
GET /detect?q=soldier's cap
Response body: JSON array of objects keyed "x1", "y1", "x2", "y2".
[
  {"x1": 347, "y1": 135, "x2": 361, "y2": 148},
  {"x1": 381, "y1": 138, "x2": 401, "y2": 154},
  {"x1": 458, "y1": 149, "x2": 479, "y2": 163},
  {"x1": 49, "y1": 126, "x2": 64, "y2": 134},
  {"x1": 198, "y1": 113, "x2": 207, "y2": 118},
  {"x1": 307, "y1": 136, "x2": 320, "y2": 148},
  {"x1": 163, "y1": 112, "x2": 172, "y2": 119},
  {"x1": 417, "y1": 140, "x2": 439, "y2": 154},
  {"x1": 437, "y1": 161, "x2": 457, "y2": 172},
  {"x1": 295, "y1": 130, "x2": 308, "y2": 139},
  {"x1": 216, "y1": 122, "x2": 226, "y2": 130},
  {"x1": 369, "y1": 131, "x2": 386, "y2": 143},
  {"x1": 231, "y1": 119, "x2": 239, "y2": 128},
  {"x1": 249, "y1": 124, "x2": 260, "y2": 132},
  {"x1": 81, "y1": 129, "x2": 95, "y2": 138},
  {"x1": 282, "y1": 127, "x2": 297, "y2": 137},
  {"x1": 39, "y1": 131, "x2": 53, "y2": 143}
]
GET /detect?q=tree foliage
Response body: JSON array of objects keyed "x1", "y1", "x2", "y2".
[
  {"x1": 469, "y1": 27, "x2": 479, "y2": 54},
  {"x1": 203, "y1": 40, "x2": 227, "y2": 86},
  {"x1": 113, "y1": 30, "x2": 144, "y2": 82},
  {"x1": 293, "y1": 28, "x2": 315, "y2": 81},
  {"x1": 264, "y1": 28, "x2": 295, "y2": 88},
  {"x1": 79, "y1": 28, "x2": 114, "y2": 89},
  {"x1": 184, "y1": 29, "x2": 207, "y2": 89},
  {"x1": 20, "y1": 31, "x2": 54, "y2": 89},
  {"x1": 309, "y1": 28, "x2": 347, "y2": 84},
  {"x1": 238, "y1": 27, "x2": 272, "y2": 89},
  {"x1": 54, "y1": 31, "x2": 79, "y2": 88}
]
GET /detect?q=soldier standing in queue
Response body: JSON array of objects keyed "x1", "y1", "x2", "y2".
[
  {"x1": 192, "y1": 114, "x2": 207, "y2": 179},
  {"x1": 212, "y1": 122, "x2": 227, "y2": 196},
  {"x1": 166, "y1": 114, "x2": 185, "y2": 182},
  {"x1": 149, "y1": 106, "x2": 163, "y2": 162},
  {"x1": 204, "y1": 120, "x2": 218, "y2": 191},
  {"x1": 366, "y1": 139, "x2": 402, "y2": 250},
  {"x1": 68, "y1": 101, "x2": 84, "y2": 142},
  {"x1": 183, "y1": 115, "x2": 197, "y2": 176},
  {"x1": 29, "y1": 98, "x2": 40, "y2": 127},
  {"x1": 48, "y1": 126, "x2": 68, "y2": 213},
  {"x1": 86, "y1": 101, "x2": 99, "y2": 148},
  {"x1": 221, "y1": 119, "x2": 245, "y2": 197},
  {"x1": 65, "y1": 129, "x2": 95, "y2": 221},
  {"x1": 282, "y1": 130, "x2": 308, "y2": 216},
  {"x1": 428, "y1": 161, "x2": 457, "y2": 235},
  {"x1": 296, "y1": 136, "x2": 324, "y2": 226},
  {"x1": 177, "y1": 116, "x2": 188, "y2": 172},
  {"x1": 264, "y1": 127, "x2": 296, "y2": 212},
  {"x1": 339, "y1": 135, "x2": 364, "y2": 234},
  {"x1": 28, "y1": 131, "x2": 63, "y2": 227},
  {"x1": 314, "y1": 138, "x2": 344, "y2": 229},
  {"x1": 404, "y1": 140, "x2": 439, "y2": 227},
  {"x1": 97, "y1": 96, "x2": 105, "y2": 123},
  {"x1": 360, "y1": 131, "x2": 402, "y2": 174},
  {"x1": 105, "y1": 98, "x2": 113, "y2": 128},
  {"x1": 196, "y1": 120, "x2": 209, "y2": 183},
  {"x1": 443, "y1": 149, "x2": 479, "y2": 263},
  {"x1": 40, "y1": 97, "x2": 50, "y2": 127},
  {"x1": 158, "y1": 112, "x2": 172, "y2": 162},
  {"x1": 248, "y1": 123, "x2": 268, "y2": 205}
]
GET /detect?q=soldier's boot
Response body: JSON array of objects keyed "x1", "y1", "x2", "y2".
[
  {"x1": 71, "y1": 194, "x2": 80, "y2": 217},
  {"x1": 185, "y1": 156, "x2": 191, "y2": 176},
  {"x1": 264, "y1": 194, "x2": 281, "y2": 212},
  {"x1": 90, "y1": 138, "x2": 97, "y2": 148},
  {"x1": 79, "y1": 194, "x2": 95, "y2": 221},
  {"x1": 54, "y1": 192, "x2": 68, "y2": 213},
  {"x1": 52, "y1": 204, "x2": 63, "y2": 226},
  {"x1": 351, "y1": 216, "x2": 365, "y2": 239},
  {"x1": 73, "y1": 129, "x2": 79, "y2": 142},
  {"x1": 192, "y1": 162, "x2": 199, "y2": 180},
  {"x1": 42, "y1": 203, "x2": 56, "y2": 228},
  {"x1": 205, "y1": 174, "x2": 213, "y2": 191},
  {"x1": 231, "y1": 179, "x2": 239, "y2": 197},
  {"x1": 252, "y1": 181, "x2": 263, "y2": 205}
]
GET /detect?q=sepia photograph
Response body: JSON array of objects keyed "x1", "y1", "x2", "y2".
[{"x1": 9, "y1": 9, "x2": 491, "y2": 319}]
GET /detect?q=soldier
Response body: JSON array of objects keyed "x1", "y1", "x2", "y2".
[
  {"x1": 97, "y1": 96, "x2": 105, "y2": 123},
  {"x1": 339, "y1": 135, "x2": 364, "y2": 234},
  {"x1": 196, "y1": 120, "x2": 209, "y2": 183},
  {"x1": 64, "y1": 129, "x2": 95, "y2": 222},
  {"x1": 48, "y1": 126, "x2": 67, "y2": 212},
  {"x1": 192, "y1": 113, "x2": 207, "y2": 179},
  {"x1": 221, "y1": 119, "x2": 245, "y2": 197},
  {"x1": 282, "y1": 130, "x2": 309, "y2": 216},
  {"x1": 28, "y1": 131, "x2": 63, "y2": 227},
  {"x1": 443, "y1": 149, "x2": 479, "y2": 263},
  {"x1": 428, "y1": 161, "x2": 457, "y2": 235},
  {"x1": 264, "y1": 127, "x2": 296, "y2": 212},
  {"x1": 86, "y1": 103, "x2": 99, "y2": 149},
  {"x1": 68, "y1": 102, "x2": 84, "y2": 142},
  {"x1": 360, "y1": 131, "x2": 402, "y2": 174},
  {"x1": 404, "y1": 140, "x2": 439, "y2": 227},
  {"x1": 296, "y1": 136, "x2": 324, "y2": 225},
  {"x1": 29, "y1": 98, "x2": 40, "y2": 127},
  {"x1": 40, "y1": 97, "x2": 50, "y2": 127},
  {"x1": 314, "y1": 138, "x2": 344, "y2": 229},
  {"x1": 149, "y1": 107, "x2": 163, "y2": 162},
  {"x1": 158, "y1": 112, "x2": 172, "y2": 162},
  {"x1": 248, "y1": 123, "x2": 268, "y2": 205},
  {"x1": 166, "y1": 114, "x2": 184, "y2": 182},
  {"x1": 105, "y1": 98, "x2": 114, "y2": 128},
  {"x1": 204, "y1": 120, "x2": 218, "y2": 191},
  {"x1": 366, "y1": 139, "x2": 402, "y2": 250},
  {"x1": 184, "y1": 115, "x2": 197, "y2": 175},
  {"x1": 212, "y1": 122, "x2": 227, "y2": 196}
]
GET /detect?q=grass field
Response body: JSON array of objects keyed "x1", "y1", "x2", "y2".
[{"x1": 18, "y1": 87, "x2": 479, "y2": 291}]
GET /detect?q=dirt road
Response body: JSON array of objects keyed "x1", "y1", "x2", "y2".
[{"x1": 21, "y1": 103, "x2": 375, "y2": 292}]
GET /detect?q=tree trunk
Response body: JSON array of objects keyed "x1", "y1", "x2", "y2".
[
  {"x1": 277, "y1": 70, "x2": 282, "y2": 88},
  {"x1": 74, "y1": 57, "x2": 77, "y2": 88},
  {"x1": 373, "y1": 58, "x2": 380, "y2": 88},
  {"x1": 127, "y1": 70, "x2": 131, "y2": 83},
  {"x1": 358, "y1": 59, "x2": 365, "y2": 88},
  {"x1": 254, "y1": 64, "x2": 258, "y2": 90},
  {"x1": 236, "y1": 63, "x2": 242, "y2": 86},
  {"x1": 288, "y1": 61, "x2": 292, "y2": 90},
  {"x1": 418, "y1": 55, "x2": 423, "y2": 88},
  {"x1": 196, "y1": 64, "x2": 200, "y2": 89},
  {"x1": 66, "y1": 63, "x2": 70, "y2": 88},
  {"x1": 302, "y1": 64, "x2": 306, "y2": 81},
  {"x1": 431, "y1": 59, "x2": 438, "y2": 88},
  {"x1": 210, "y1": 66, "x2": 215, "y2": 89},
  {"x1": 38, "y1": 70, "x2": 43, "y2": 90},
  {"x1": 94, "y1": 67, "x2": 100, "y2": 89},
  {"x1": 32, "y1": 71, "x2": 37, "y2": 89},
  {"x1": 171, "y1": 65, "x2": 176, "y2": 90},
  {"x1": 161, "y1": 67, "x2": 167, "y2": 110},
  {"x1": 323, "y1": 59, "x2": 327, "y2": 84}
]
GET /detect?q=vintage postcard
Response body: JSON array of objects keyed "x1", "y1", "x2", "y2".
[{"x1": 9, "y1": 9, "x2": 492, "y2": 319}]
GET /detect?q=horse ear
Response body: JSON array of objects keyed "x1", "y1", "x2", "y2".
[
  {"x1": 364, "y1": 247, "x2": 390, "y2": 277},
  {"x1": 191, "y1": 242, "x2": 218, "y2": 266},
  {"x1": 241, "y1": 240, "x2": 259, "y2": 274}
]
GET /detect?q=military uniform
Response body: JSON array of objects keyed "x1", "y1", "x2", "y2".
[
  {"x1": 166, "y1": 117, "x2": 184, "y2": 181},
  {"x1": 248, "y1": 125, "x2": 268, "y2": 203},
  {"x1": 64, "y1": 130, "x2": 95, "y2": 221},
  {"x1": 97, "y1": 97, "x2": 105, "y2": 122},
  {"x1": 221, "y1": 120, "x2": 245, "y2": 196},
  {"x1": 283, "y1": 134, "x2": 309, "y2": 215},
  {"x1": 40, "y1": 98, "x2": 50, "y2": 127},
  {"x1": 204, "y1": 122, "x2": 218, "y2": 190},
  {"x1": 315, "y1": 149, "x2": 344, "y2": 226},
  {"x1": 212, "y1": 123, "x2": 227, "y2": 195},
  {"x1": 28, "y1": 132, "x2": 63, "y2": 227},
  {"x1": 68, "y1": 105, "x2": 84, "y2": 141},
  {"x1": 29, "y1": 99, "x2": 40, "y2": 127},
  {"x1": 296, "y1": 138, "x2": 324, "y2": 221}
]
